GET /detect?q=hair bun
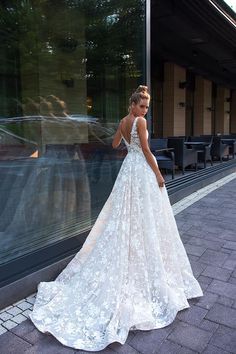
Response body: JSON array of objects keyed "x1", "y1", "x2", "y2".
[{"x1": 135, "y1": 85, "x2": 149, "y2": 94}]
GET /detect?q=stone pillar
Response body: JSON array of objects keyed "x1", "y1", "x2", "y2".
[
  {"x1": 163, "y1": 62, "x2": 186, "y2": 137},
  {"x1": 193, "y1": 77, "x2": 212, "y2": 135},
  {"x1": 230, "y1": 90, "x2": 236, "y2": 133},
  {"x1": 215, "y1": 86, "x2": 230, "y2": 134}
]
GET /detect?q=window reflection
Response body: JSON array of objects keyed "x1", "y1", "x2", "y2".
[{"x1": 0, "y1": 0, "x2": 145, "y2": 270}]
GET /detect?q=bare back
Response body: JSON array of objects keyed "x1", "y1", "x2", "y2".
[{"x1": 120, "y1": 116, "x2": 137, "y2": 144}]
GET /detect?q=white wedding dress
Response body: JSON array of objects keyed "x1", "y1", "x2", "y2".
[{"x1": 29, "y1": 117, "x2": 203, "y2": 351}]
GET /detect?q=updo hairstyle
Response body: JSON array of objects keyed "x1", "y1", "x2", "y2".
[{"x1": 129, "y1": 85, "x2": 150, "y2": 107}]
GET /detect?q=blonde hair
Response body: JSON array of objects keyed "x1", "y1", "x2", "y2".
[{"x1": 129, "y1": 85, "x2": 150, "y2": 107}]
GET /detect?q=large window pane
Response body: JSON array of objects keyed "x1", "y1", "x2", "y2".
[{"x1": 0, "y1": 0, "x2": 146, "y2": 282}]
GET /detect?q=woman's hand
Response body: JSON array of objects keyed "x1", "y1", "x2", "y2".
[{"x1": 156, "y1": 173, "x2": 165, "y2": 187}]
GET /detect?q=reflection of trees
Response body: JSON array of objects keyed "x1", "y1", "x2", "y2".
[
  {"x1": 0, "y1": 0, "x2": 145, "y2": 117},
  {"x1": 0, "y1": 0, "x2": 144, "y2": 66}
]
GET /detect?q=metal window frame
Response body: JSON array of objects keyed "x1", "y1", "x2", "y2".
[{"x1": 146, "y1": 0, "x2": 152, "y2": 136}]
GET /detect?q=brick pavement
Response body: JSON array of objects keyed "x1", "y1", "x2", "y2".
[{"x1": 0, "y1": 176, "x2": 236, "y2": 353}]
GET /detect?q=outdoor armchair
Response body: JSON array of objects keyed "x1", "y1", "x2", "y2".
[
  {"x1": 167, "y1": 137, "x2": 198, "y2": 174},
  {"x1": 150, "y1": 138, "x2": 175, "y2": 179}
]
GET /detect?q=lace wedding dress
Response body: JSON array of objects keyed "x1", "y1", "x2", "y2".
[{"x1": 29, "y1": 116, "x2": 203, "y2": 351}]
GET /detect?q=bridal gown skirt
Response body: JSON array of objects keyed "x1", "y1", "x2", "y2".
[{"x1": 29, "y1": 148, "x2": 203, "y2": 351}]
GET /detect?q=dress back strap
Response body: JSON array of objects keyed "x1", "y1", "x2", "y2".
[{"x1": 131, "y1": 117, "x2": 139, "y2": 134}]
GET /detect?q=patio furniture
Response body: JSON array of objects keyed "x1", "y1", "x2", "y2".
[
  {"x1": 167, "y1": 137, "x2": 198, "y2": 174},
  {"x1": 150, "y1": 138, "x2": 175, "y2": 179},
  {"x1": 210, "y1": 136, "x2": 229, "y2": 162},
  {"x1": 220, "y1": 138, "x2": 236, "y2": 158},
  {"x1": 186, "y1": 136, "x2": 213, "y2": 168}
]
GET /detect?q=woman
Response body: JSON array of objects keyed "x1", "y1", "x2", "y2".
[{"x1": 29, "y1": 85, "x2": 203, "y2": 351}]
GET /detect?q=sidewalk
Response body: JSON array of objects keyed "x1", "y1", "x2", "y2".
[{"x1": 0, "y1": 174, "x2": 236, "y2": 354}]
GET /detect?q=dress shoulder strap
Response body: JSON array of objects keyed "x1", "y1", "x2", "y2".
[{"x1": 131, "y1": 116, "x2": 139, "y2": 134}]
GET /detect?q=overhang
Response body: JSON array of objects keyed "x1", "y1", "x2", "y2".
[{"x1": 152, "y1": 0, "x2": 236, "y2": 88}]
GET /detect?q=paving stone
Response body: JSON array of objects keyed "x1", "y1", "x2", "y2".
[
  {"x1": 108, "y1": 342, "x2": 140, "y2": 353},
  {"x1": 205, "y1": 303, "x2": 236, "y2": 328},
  {"x1": 202, "y1": 344, "x2": 232, "y2": 354},
  {"x1": 0, "y1": 324, "x2": 7, "y2": 335},
  {"x1": 11, "y1": 319, "x2": 35, "y2": 335},
  {"x1": 128, "y1": 325, "x2": 172, "y2": 354},
  {"x1": 184, "y1": 206, "x2": 204, "y2": 215},
  {"x1": 214, "y1": 221, "x2": 236, "y2": 234},
  {"x1": 199, "y1": 319, "x2": 219, "y2": 333},
  {"x1": 2, "y1": 319, "x2": 18, "y2": 330},
  {"x1": 158, "y1": 339, "x2": 196, "y2": 354},
  {"x1": 202, "y1": 265, "x2": 232, "y2": 281},
  {"x1": 204, "y1": 233, "x2": 226, "y2": 243},
  {"x1": 6, "y1": 306, "x2": 23, "y2": 316},
  {"x1": 12, "y1": 314, "x2": 27, "y2": 324},
  {"x1": 77, "y1": 348, "x2": 114, "y2": 354},
  {"x1": 218, "y1": 231, "x2": 236, "y2": 242},
  {"x1": 230, "y1": 251, "x2": 236, "y2": 259},
  {"x1": 228, "y1": 276, "x2": 236, "y2": 285},
  {"x1": 216, "y1": 295, "x2": 234, "y2": 307},
  {"x1": 220, "y1": 248, "x2": 232, "y2": 255},
  {"x1": 176, "y1": 305, "x2": 208, "y2": 325},
  {"x1": 199, "y1": 250, "x2": 229, "y2": 267},
  {"x1": 22, "y1": 308, "x2": 33, "y2": 318},
  {"x1": 185, "y1": 244, "x2": 206, "y2": 257},
  {"x1": 11, "y1": 319, "x2": 46, "y2": 344},
  {"x1": 188, "y1": 255, "x2": 200, "y2": 263},
  {"x1": 16, "y1": 301, "x2": 33, "y2": 311},
  {"x1": 185, "y1": 227, "x2": 205, "y2": 238},
  {"x1": 207, "y1": 279, "x2": 236, "y2": 299},
  {"x1": 0, "y1": 331, "x2": 32, "y2": 353},
  {"x1": 209, "y1": 325, "x2": 236, "y2": 354},
  {"x1": 187, "y1": 237, "x2": 224, "y2": 251},
  {"x1": 189, "y1": 261, "x2": 207, "y2": 278},
  {"x1": 24, "y1": 335, "x2": 75, "y2": 354},
  {"x1": 176, "y1": 223, "x2": 193, "y2": 233},
  {"x1": 180, "y1": 234, "x2": 192, "y2": 243},
  {"x1": 125, "y1": 331, "x2": 136, "y2": 344},
  {"x1": 25, "y1": 296, "x2": 36, "y2": 305},
  {"x1": 222, "y1": 259, "x2": 236, "y2": 270},
  {"x1": 195, "y1": 291, "x2": 218, "y2": 310},
  {"x1": 198, "y1": 282, "x2": 209, "y2": 291},
  {"x1": 167, "y1": 322, "x2": 212, "y2": 352},
  {"x1": 198, "y1": 275, "x2": 213, "y2": 285},
  {"x1": 0, "y1": 311, "x2": 13, "y2": 321},
  {"x1": 198, "y1": 224, "x2": 226, "y2": 235},
  {"x1": 223, "y1": 241, "x2": 236, "y2": 251}
]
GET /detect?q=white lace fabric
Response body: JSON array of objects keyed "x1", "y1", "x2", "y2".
[{"x1": 29, "y1": 116, "x2": 203, "y2": 351}]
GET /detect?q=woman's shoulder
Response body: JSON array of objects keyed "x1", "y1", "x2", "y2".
[
  {"x1": 119, "y1": 115, "x2": 129, "y2": 127},
  {"x1": 136, "y1": 116, "x2": 146, "y2": 126},
  {"x1": 120, "y1": 115, "x2": 129, "y2": 122}
]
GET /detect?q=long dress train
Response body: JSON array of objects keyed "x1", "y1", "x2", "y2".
[{"x1": 29, "y1": 116, "x2": 203, "y2": 351}]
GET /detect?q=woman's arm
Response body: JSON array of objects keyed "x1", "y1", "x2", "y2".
[
  {"x1": 137, "y1": 117, "x2": 165, "y2": 187},
  {"x1": 112, "y1": 122, "x2": 122, "y2": 148}
]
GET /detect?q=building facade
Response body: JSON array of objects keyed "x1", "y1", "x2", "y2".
[
  {"x1": 151, "y1": 0, "x2": 236, "y2": 138},
  {"x1": 0, "y1": 0, "x2": 236, "y2": 306}
]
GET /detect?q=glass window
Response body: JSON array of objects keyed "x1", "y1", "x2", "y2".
[{"x1": 0, "y1": 0, "x2": 146, "y2": 285}]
